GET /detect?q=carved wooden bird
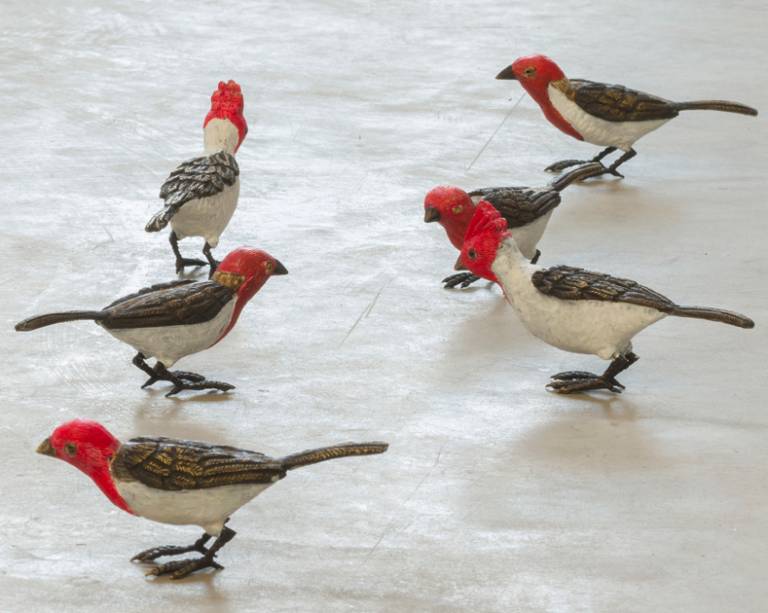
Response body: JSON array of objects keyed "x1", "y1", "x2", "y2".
[
  {"x1": 15, "y1": 247, "x2": 286, "y2": 396},
  {"x1": 425, "y1": 163, "x2": 604, "y2": 288},
  {"x1": 145, "y1": 80, "x2": 248, "y2": 274},
  {"x1": 37, "y1": 419, "x2": 388, "y2": 579},
  {"x1": 457, "y1": 203, "x2": 754, "y2": 393},
  {"x1": 496, "y1": 55, "x2": 757, "y2": 177}
]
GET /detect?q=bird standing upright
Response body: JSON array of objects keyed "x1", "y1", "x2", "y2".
[
  {"x1": 15, "y1": 247, "x2": 287, "y2": 396},
  {"x1": 496, "y1": 55, "x2": 757, "y2": 177},
  {"x1": 457, "y1": 203, "x2": 754, "y2": 393},
  {"x1": 146, "y1": 80, "x2": 248, "y2": 274},
  {"x1": 424, "y1": 163, "x2": 604, "y2": 288},
  {"x1": 36, "y1": 419, "x2": 388, "y2": 579}
]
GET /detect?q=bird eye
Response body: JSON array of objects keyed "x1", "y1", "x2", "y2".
[
  {"x1": 468, "y1": 248, "x2": 477, "y2": 259},
  {"x1": 64, "y1": 442, "x2": 77, "y2": 457},
  {"x1": 451, "y1": 205, "x2": 463, "y2": 215},
  {"x1": 524, "y1": 67, "x2": 536, "y2": 78},
  {"x1": 264, "y1": 261, "x2": 274, "y2": 273}
]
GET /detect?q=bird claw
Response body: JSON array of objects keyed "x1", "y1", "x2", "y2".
[
  {"x1": 442, "y1": 272, "x2": 480, "y2": 289},
  {"x1": 175, "y1": 257, "x2": 208, "y2": 275},
  {"x1": 132, "y1": 543, "x2": 209, "y2": 563},
  {"x1": 547, "y1": 371, "x2": 625, "y2": 394},
  {"x1": 165, "y1": 379, "x2": 235, "y2": 397},
  {"x1": 145, "y1": 557, "x2": 224, "y2": 580},
  {"x1": 544, "y1": 159, "x2": 585, "y2": 173}
]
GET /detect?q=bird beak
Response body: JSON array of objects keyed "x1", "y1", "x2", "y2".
[
  {"x1": 272, "y1": 259, "x2": 288, "y2": 276},
  {"x1": 36, "y1": 438, "x2": 56, "y2": 457},
  {"x1": 424, "y1": 207, "x2": 440, "y2": 223},
  {"x1": 495, "y1": 65, "x2": 517, "y2": 80},
  {"x1": 454, "y1": 255, "x2": 468, "y2": 271}
]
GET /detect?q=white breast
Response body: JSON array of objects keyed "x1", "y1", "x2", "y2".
[
  {"x1": 511, "y1": 213, "x2": 552, "y2": 260},
  {"x1": 492, "y1": 241, "x2": 665, "y2": 360},
  {"x1": 171, "y1": 179, "x2": 240, "y2": 247},
  {"x1": 115, "y1": 478, "x2": 273, "y2": 536},
  {"x1": 103, "y1": 298, "x2": 236, "y2": 367},
  {"x1": 547, "y1": 84, "x2": 669, "y2": 150}
]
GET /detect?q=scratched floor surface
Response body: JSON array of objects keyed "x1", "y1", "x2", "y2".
[{"x1": 0, "y1": 1, "x2": 766, "y2": 611}]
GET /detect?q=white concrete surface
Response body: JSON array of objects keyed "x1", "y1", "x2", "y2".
[{"x1": 1, "y1": 1, "x2": 766, "y2": 611}]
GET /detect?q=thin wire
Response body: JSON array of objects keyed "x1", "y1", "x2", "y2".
[{"x1": 466, "y1": 91, "x2": 527, "y2": 171}]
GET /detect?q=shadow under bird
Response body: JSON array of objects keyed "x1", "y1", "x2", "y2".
[
  {"x1": 458, "y1": 203, "x2": 754, "y2": 394},
  {"x1": 496, "y1": 54, "x2": 758, "y2": 177},
  {"x1": 37, "y1": 419, "x2": 388, "y2": 579},
  {"x1": 425, "y1": 163, "x2": 604, "y2": 288},
  {"x1": 145, "y1": 80, "x2": 248, "y2": 274},
  {"x1": 15, "y1": 247, "x2": 286, "y2": 396}
]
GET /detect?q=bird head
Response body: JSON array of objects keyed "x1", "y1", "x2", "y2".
[
  {"x1": 215, "y1": 246, "x2": 288, "y2": 304},
  {"x1": 424, "y1": 186, "x2": 476, "y2": 250},
  {"x1": 37, "y1": 419, "x2": 120, "y2": 478},
  {"x1": 457, "y1": 201, "x2": 511, "y2": 282},
  {"x1": 496, "y1": 54, "x2": 566, "y2": 95},
  {"x1": 204, "y1": 80, "x2": 248, "y2": 153}
]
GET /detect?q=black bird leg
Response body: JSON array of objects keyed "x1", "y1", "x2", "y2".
[
  {"x1": 170, "y1": 231, "x2": 207, "y2": 274},
  {"x1": 530, "y1": 249, "x2": 542, "y2": 265},
  {"x1": 147, "y1": 526, "x2": 237, "y2": 580},
  {"x1": 603, "y1": 148, "x2": 637, "y2": 178},
  {"x1": 545, "y1": 146, "x2": 617, "y2": 174},
  {"x1": 132, "y1": 353, "x2": 234, "y2": 396},
  {"x1": 547, "y1": 352, "x2": 639, "y2": 394},
  {"x1": 132, "y1": 533, "x2": 213, "y2": 563},
  {"x1": 203, "y1": 242, "x2": 219, "y2": 277},
  {"x1": 442, "y1": 272, "x2": 481, "y2": 289}
]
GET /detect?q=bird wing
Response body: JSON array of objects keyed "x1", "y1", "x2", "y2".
[
  {"x1": 111, "y1": 437, "x2": 286, "y2": 491},
  {"x1": 101, "y1": 281, "x2": 235, "y2": 329},
  {"x1": 159, "y1": 151, "x2": 239, "y2": 211},
  {"x1": 569, "y1": 79, "x2": 679, "y2": 122},
  {"x1": 469, "y1": 187, "x2": 560, "y2": 228},
  {"x1": 531, "y1": 265, "x2": 677, "y2": 312}
]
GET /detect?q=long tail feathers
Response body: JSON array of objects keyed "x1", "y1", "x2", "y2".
[
  {"x1": 145, "y1": 209, "x2": 171, "y2": 232},
  {"x1": 550, "y1": 162, "x2": 606, "y2": 192},
  {"x1": 669, "y1": 306, "x2": 754, "y2": 328},
  {"x1": 15, "y1": 311, "x2": 105, "y2": 331},
  {"x1": 675, "y1": 100, "x2": 758, "y2": 116},
  {"x1": 281, "y1": 442, "x2": 389, "y2": 471}
]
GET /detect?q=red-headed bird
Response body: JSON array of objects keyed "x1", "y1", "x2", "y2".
[
  {"x1": 424, "y1": 163, "x2": 603, "y2": 288},
  {"x1": 496, "y1": 55, "x2": 757, "y2": 177},
  {"x1": 146, "y1": 80, "x2": 249, "y2": 274},
  {"x1": 37, "y1": 419, "x2": 388, "y2": 579},
  {"x1": 457, "y1": 203, "x2": 754, "y2": 393},
  {"x1": 15, "y1": 247, "x2": 286, "y2": 396}
]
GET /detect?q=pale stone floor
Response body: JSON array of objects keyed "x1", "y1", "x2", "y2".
[{"x1": 0, "y1": 1, "x2": 766, "y2": 611}]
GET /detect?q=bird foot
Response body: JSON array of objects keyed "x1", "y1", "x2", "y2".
[
  {"x1": 165, "y1": 379, "x2": 235, "y2": 397},
  {"x1": 547, "y1": 370, "x2": 625, "y2": 394},
  {"x1": 604, "y1": 165, "x2": 624, "y2": 179},
  {"x1": 141, "y1": 370, "x2": 207, "y2": 389},
  {"x1": 442, "y1": 272, "x2": 480, "y2": 289},
  {"x1": 175, "y1": 257, "x2": 208, "y2": 275},
  {"x1": 132, "y1": 542, "x2": 209, "y2": 563},
  {"x1": 544, "y1": 159, "x2": 587, "y2": 173},
  {"x1": 145, "y1": 556, "x2": 224, "y2": 580}
]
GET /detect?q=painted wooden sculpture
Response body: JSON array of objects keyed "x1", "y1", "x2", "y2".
[
  {"x1": 15, "y1": 247, "x2": 286, "y2": 396},
  {"x1": 145, "y1": 80, "x2": 248, "y2": 274},
  {"x1": 496, "y1": 54, "x2": 758, "y2": 176},
  {"x1": 425, "y1": 163, "x2": 603, "y2": 288},
  {"x1": 458, "y1": 203, "x2": 754, "y2": 393},
  {"x1": 37, "y1": 419, "x2": 388, "y2": 579}
]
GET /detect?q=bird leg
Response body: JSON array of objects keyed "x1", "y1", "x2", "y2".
[
  {"x1": 442, "y1": 272, "x2": 481, "y2": 289},
  {"x1": 132, "y1": 533, "x2": 213, "y2": 563},
  {"x1": 530, "y1": 249, "x2": 542, "y2": 265},
  {"x1": 547, "y1": 352, "x2": 639, "y2": 394},
  {"x1": 132, "y1": 354, "x2": 234, "y2": 396},
  {"x1": 603, "y1": 148, "x2": 637, "y2": 178},
  {"x1": 146, "y1": 526, "x2": 236, "y2": 580},
  {"x1": 203, "y1": 242, "x2": 220, "y2": 277},
  {"x1": 170, "y1": 231, "x2": 207, "y2": 275},
  {"x1": 544, "y1": 146, "x2": 617, "y2": 174}
]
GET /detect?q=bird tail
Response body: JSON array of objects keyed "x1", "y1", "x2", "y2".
[
  {"x1": 674, "y1": 100, "x2": 758, "y2": 116},
  {"x1": 550, "y1": 162, "x2": 606, "y2": 192},
  {"x1": 145, "y1": 208, "x2": 172, "y2": 232},
  {"x1": 15, "y1": 311, "x2": 106, "y2": 331},
  {"x1": 280, "y1": 442, "x2": 389, "y2": 471},
  {"x1": 668, "y1": 306, "x2": 754, "y2": 328}
]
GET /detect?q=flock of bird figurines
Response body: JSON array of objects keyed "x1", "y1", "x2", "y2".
[{"x1": 16, "y1": 54, "x2": 758, "y2": 579}]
